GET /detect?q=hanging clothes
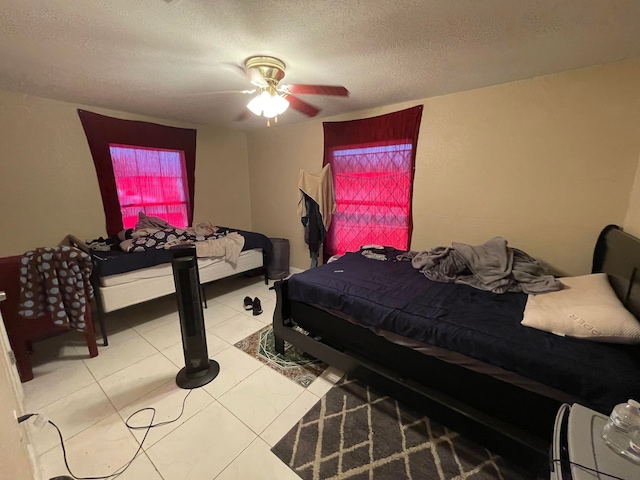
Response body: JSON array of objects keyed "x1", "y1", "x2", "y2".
[
  {"x1": 301, "y1": 193, "x2": 325, "y2": 268},
  {"x1": 18, "y1": 246, "x2": 93, "y2": 331},
  {"x1": 298, "y1": 164, "x2": 337, "y2": 268},
  {"x1": 297, "y1": 164, "x2": 336, "y2": 232}
]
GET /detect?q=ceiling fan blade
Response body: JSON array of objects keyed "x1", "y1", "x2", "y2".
[
  {"x1": 285, "y1": 84, "x2": 349, "y2": 96},
  {"x1": 287, "y1": 95, "x2": 321, "y2": 117}
]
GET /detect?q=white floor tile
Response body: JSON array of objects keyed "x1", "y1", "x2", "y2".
[
  {"x1": 208, "y1": 313, "x2": 265, "y2": 345},
  {"x1": 99, "y1": 353, "x2": 178, "y2": 410},
  {"x1": 215, "y1": 437, "x2": 302, "y2": 480},
  {"x1": 31, "y1": 346, "x2": 88, "y2": 376},
  {"x1": 138, "y1": 319, "x2": 184, "y2": 351},
  {"x1": 219, "y1": 365, "x2": 304, "y2": 434},
  {"x1": 260, "y1": 390, "x2": 321, "y2": 447},
  {"x1": 305, "y1": 366, "x2": 344, "y2": 398},
  {"x1": 26, "y1": 382, "x2": 116, "y2": 456},
  {"x1": 117, "y1": 380, "x2": 214, "y2": 449},
  {"x1": 101, "y1": 314, "x2": 147, "y2": 344},
  {"x1": 24, "y1": 361, "x2": 95, "y2": 411},
  {"x1": 83, "y1": 334, "x2": 157, "y2": 381},
  {"x1": 30, "y1": 331, "x2": 89, "y2": 372},
  {"x1": 213, "y1": 284, "x2": 263, "y2": 304},
  {"x1": 129, "y1": 308, "x2": 180, "y2": 336},
  {"x1": 202, "y1": 347, "x2": 263, "y2": 399},
  {"x1": 147, "y1": 401, "x2": 256, "y2": 480},
  {"x1": 161, "y1": 331, "x2": 230, "y2": 368},
  {"x1": 111, "y1": 452, "x2": 164, "y2": 480},
  {"x1": 248, "y1": 282, "x2": 278, "y2": 302},
  {"x1": 203, "y1": 302, "x2": 244, "y2": 329},
  {"x1": 38, "y1": 413, "x2": 140, "y2": 480}
]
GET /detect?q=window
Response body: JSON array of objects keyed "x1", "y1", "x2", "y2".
[
  {"x1": 109, "y1": 145, "x2": 189, "y2": 229},
  {"x1": 330, "y1": 142, "x2": 414, "y2": 254},
  {"x1": 323, "y1": 106, "x2": 423, "y2": 260},
  {"x1": 78, "y1": 110, "x2": 197, "y2": 236}
]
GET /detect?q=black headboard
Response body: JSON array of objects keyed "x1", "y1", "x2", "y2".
[{"x1": 592, "y1": 224, "x2": 640, "y2": 319}]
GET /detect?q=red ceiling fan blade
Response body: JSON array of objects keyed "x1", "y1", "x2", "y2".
[
  {"x1": 286, "y1": 84, "x2": 349, "y2": 96},
  {"x1": 287, "y1": 95, "x2": 321, "y2": 117}
]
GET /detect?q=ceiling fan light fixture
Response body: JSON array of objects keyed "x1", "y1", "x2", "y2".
[
  {"x1": 246, "y1": 92, "x2": 266, "y2": 116},
  {"x1": 247, "y1": 91, "x2": 289, "y2": 119},
  {"x1": 272, "y1": 94, "x2": 290, "y2": 115}
]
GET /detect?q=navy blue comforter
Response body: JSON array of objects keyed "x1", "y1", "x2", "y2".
[
  {"x1": 92, "y1": 228, "x2": 272, "y2": 277},
  {"x1": 288, "y1": 251, "x2": 640, "y2": 413}
]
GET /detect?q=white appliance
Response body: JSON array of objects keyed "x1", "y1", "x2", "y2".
[{"x1": 551, "y1": 403, "x2": 640, "y2": 480}]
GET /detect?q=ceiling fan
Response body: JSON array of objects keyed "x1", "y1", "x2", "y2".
[{"x1": 232, "y1": 56, "x2": 349, "y2": 125}]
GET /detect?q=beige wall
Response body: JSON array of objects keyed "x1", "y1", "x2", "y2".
[
  {"x1": 248, "y1": 58, "x2": 640, "y2": 275},
  {"x1": 0, "y1": 89, "x2": 251, "y2": 257},
  {"x1": 192, "y1": 125, "x2": 251, "y2": 230}
]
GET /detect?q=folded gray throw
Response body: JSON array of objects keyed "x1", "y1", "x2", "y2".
[{"x1": 399, "y1": 237, "x2": 562, "y2": 294}]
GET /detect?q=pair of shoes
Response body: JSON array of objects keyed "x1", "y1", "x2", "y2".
[{"x1": 243, "y1": 296, "x2": 263, "y2": 316}]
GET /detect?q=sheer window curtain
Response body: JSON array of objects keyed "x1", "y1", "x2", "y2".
[
  {"x1": 322, "y1": 106, "x2": 423, "y2": 261},
  {"x1": 110, "y1": 145, "x2": 189, "y2": 229},
  {"x1": 78, "y1": 110, "x2": 197, "y2": 236}
]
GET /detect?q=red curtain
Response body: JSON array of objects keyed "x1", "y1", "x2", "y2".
[
  {"x1": 78, "y1": 110, "x2": 197, "y2": 237},
  {"x1": 323, "y1": 106, "x2": 423, "y2": 260}
]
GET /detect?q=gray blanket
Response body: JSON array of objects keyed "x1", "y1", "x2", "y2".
[{"x1": 399, "y1": 237, "x2": 562, "y2": 294}]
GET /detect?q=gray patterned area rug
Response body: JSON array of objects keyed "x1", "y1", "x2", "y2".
[
  {"x1": 272, "y1": 377, "x2": 529, "y2": 480},
  {"x1": 234, "y1": 325, "x2": 328, "y2": 388}
]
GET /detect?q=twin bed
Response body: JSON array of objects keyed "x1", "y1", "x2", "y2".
[
  {"x1": 273, "y1": 225, "x2": 640, "y2": 471},
  {"x1": 69, "y1": 227, "x2": 272, "y2": 345}
]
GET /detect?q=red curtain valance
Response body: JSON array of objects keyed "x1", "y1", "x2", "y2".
[
  {"x1": 322, "y1": 106, "x2": 423, "y2": 152},
  {"x1": 78, "y1": 110, "x2": 197, "y2": 237}
]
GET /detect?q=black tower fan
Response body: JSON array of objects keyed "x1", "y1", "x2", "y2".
[{"x1": 172, "y1": 246, "x2": 219, "y2": 388}]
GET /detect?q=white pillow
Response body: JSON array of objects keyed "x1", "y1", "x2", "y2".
[{"x1": 521, "y1": 273, "x2": 640, "y2": 344}]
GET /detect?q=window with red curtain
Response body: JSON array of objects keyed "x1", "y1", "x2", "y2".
[
  {"x1": 109, "y1": 145, "x2": 189, "y2": 229},
  {"x1": 323, "y1": 106, "x2": 423, "y2": 260},
  {"x1": 78, "y1": 110, "x2": 197, "y2": 237}
]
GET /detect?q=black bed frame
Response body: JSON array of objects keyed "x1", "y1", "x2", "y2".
[{"x1": 273, "y1": 225, "x2": 640, "y2": 474}]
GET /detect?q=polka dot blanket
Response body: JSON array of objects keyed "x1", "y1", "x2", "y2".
[{"x1": 18, "y1": 246, "x2": 93, "y2": 331}]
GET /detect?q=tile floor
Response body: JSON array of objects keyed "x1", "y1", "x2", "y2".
[{"x1": 21, "y1": 275, "x2": 343, "y2": 480}]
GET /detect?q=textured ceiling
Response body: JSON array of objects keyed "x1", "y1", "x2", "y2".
[{"x1": 1, "y1": 0, "x2": 640, "y2": 130}]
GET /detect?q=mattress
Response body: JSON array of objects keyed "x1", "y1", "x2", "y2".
[
  {"x1": 100, "y1": 253, "x2": 250, "y2": 287},
  {"x1": 91, "y1": 228, "x2": 272, "y2": 277},
  {"x1": 99, "y1": 248, "x2": 263, "y2": 313},
  {"x1": 287, "y1": 251, "x2": 640, "y2": 413}
]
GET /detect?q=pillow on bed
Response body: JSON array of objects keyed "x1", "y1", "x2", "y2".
[{"x1": 521, "y1": 273, "x2": 640, "y2": 344}]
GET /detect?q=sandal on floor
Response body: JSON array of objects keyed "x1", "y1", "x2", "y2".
[
  {"x1": 243, "y1": 296, "x2": 253, "y2": 310},
  {"x1": 252, "y1": 297, "x2": 262, "y2": 316}
]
